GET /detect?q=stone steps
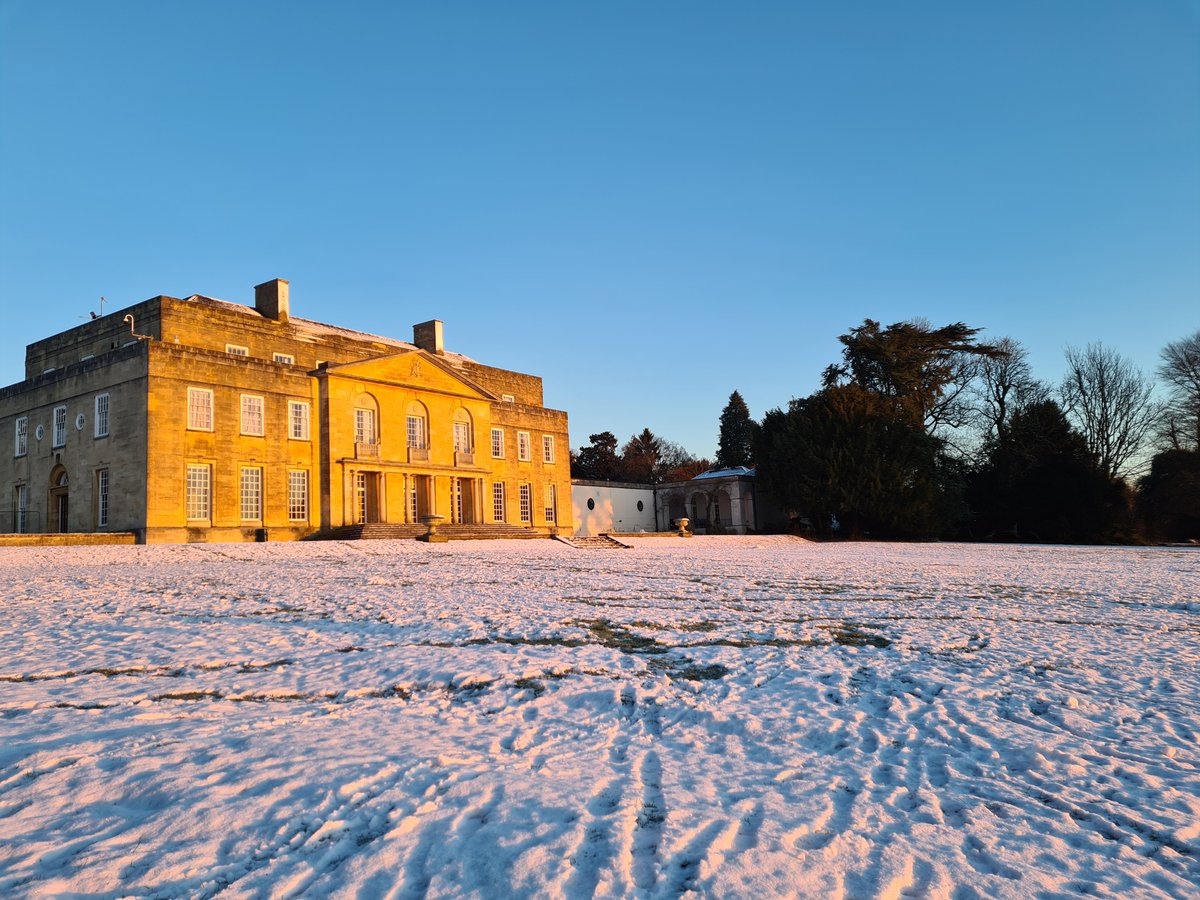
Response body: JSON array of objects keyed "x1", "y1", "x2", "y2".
[
  {"x1": 305, "y1": 524, "x2": 425, "y2": 541},
  {"x1": 305, "y1": 523, "x2": 546, "y2": 541},
  {"x1": 434, "y1": 524, "x2": 545, "y2": 540},
  {"x1": 556, "y1": 534, "x2": 631, "y2": 550}
]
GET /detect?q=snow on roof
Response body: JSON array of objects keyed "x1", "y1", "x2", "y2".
[
  {"x1": 180, "y1": 294, "x2": 476, "y2": 364},
  {"x1": 692, "y1": 466, "x2": 756, "y2": 480}
]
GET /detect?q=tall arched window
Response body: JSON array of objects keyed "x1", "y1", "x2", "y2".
[
  {"x1": 406, "y1": 400, "x2": 428, "y2": 449},
  {"x1": 452, "y1": 408, "x2": 473, "y2": 452},
  {"x1": 354, "y1": 393, "x2": 379, "y2": 445}
]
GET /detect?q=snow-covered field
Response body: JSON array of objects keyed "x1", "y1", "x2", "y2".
[{"x1": 1, "y1": 537, "x2": 1197, "y2": 899}]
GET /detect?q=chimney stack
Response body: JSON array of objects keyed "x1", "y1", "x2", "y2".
[
  {"x1": 254, "y1": 278, "x2": 290, "y2": 323},
  {"x1": 413, "y1": 319, "x2": 444, "y2": 355}
]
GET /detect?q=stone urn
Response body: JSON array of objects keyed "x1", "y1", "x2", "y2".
[{"x1": 421, "y1": 513, "x2": 448, "y2": 542}]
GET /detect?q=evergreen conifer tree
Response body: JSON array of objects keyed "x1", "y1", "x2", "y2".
[{"x1": 716, "y1": 391, "x2": 754, "y2": 468}]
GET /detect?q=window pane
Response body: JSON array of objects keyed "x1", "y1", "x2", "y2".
[
  {"x1": 15, "y1": 484, "x2": 28, "y2": 533},
  {"x1": 519, "y1": 483, "x2": 532, "y2": 522},
  {"x1": 289, "y1": 401, "x2": 310, "y2": 440},
  {"x1": 97, "y1": 469, "x2": 109, "y2": 527},
  {"x1": 186, "y1": 465, "x2": 210, "y2": 519},
  {"x1": 241, "y1": 396, "x2": 264, "y2": 436},
  {"x1": 406, "y1": 415, "x2": 426, "y2": 448},
  {"x1": 454, "y1": 421, "x2": 472, "y2": 452},
  {"x1": 188, "y1": 389, "x2": 212, "y2": 431},
  {"x1": 356, "y1": 409, "x2": 377, "y2": 444},
  {"x1": 288, "y1": 470, "x2": 308, "y2": 521},
  {"x1": 94, "y1": 394, "x2": 110, "y2": 438},
  {"x1": 240, "y1": 467, "x2": 262, "y2": 520},
  {"x1": 492, "y1": 482, "x2": 505, "y2": 521},
  {"x1": 354, "y1": 473, "x2": 367, "y2": 524},
  {"x1": 491, "y1": 428, "x2": 504, "y2": 458}
]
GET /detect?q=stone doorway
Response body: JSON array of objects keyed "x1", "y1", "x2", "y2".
[
  {"x1": 49, "y1": 466, "x2": 69, "y2": 533},
  {"x1": 354, "y1": 472, "x2": 383, "y2": 524}
]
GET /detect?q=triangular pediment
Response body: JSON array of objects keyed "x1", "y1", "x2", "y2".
[{"x1": 322, "y1": 350, "x2": 495, "y2": 400}]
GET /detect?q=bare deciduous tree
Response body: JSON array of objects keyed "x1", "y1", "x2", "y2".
[
  {"x1": 1059, "y1": 343, "x2": 1161, "y2": 480},
  {"x1": 972, "y1": 337, "x2": 1048, "y2": 443},
  {"x1": 1158, "y1": 330, "x2": 1200, "y2": 451}
]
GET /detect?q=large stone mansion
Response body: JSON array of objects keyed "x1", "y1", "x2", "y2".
[{"x1": 0, "y1": 279, "x2": 571, "y2": 542}]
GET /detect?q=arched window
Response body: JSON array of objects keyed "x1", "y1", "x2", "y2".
[
  {"x1": 353, "y1": 393, "x2": 379, "y2": 445},
  {"x1": 406, "y1": 400, "x2": 428, "y2": 449},
  {"x1": 452, "y1": 408, "x2": 473, "y2": 452}
]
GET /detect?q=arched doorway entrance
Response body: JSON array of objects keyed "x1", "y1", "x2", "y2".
[{"x1": 49, "y1": 466, "x2": 69, "y2": 533}]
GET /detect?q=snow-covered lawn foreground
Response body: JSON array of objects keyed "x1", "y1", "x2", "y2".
[{"x1": 1, "y1": 538, "x2": 1198, "y2": 899}]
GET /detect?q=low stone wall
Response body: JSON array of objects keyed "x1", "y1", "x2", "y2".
[
  {"x1": 0, "y1": 532, "x2": 138, "y2": 547},
  {"x1": 144, "y1": 526, "x2": 314, "y2": 544}
]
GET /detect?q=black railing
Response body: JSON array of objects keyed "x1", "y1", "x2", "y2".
[{"x1": 2, "y1": 507, "x2": 43, "y2": 534}]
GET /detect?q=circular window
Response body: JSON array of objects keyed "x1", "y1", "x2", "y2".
[
  {"x1": 75, "y1": 413, "x2": 86, "y2": 431},
  {"x1": 587, "y1": 498, "x2": 595, "y2": 510},
  {"x1": 637, "y1": 500, "x2": 644, "y2": 511},
  {"x1": 35, "y1": 424, "x2": 45, "y2": 442}
]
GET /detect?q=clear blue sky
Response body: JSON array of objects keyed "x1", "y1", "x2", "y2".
[{"x1": 2, "y1": 1, "x2": 1197, "y2": 459}]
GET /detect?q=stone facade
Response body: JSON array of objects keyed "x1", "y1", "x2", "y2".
[{"x1": 0, "y1": 279, "x2": 572, "y2": 542}]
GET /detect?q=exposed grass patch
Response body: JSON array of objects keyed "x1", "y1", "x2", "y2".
[
  {"x1": 513, "y1": 677, "x2": 545, "y2": 696},
  {"x1": 578, "y1": 619, "x2": 668, "y2": 655},
  {"x1": 1, "y1": 659, "x2": 290, "y2": 683},
  {"x1": 674, "y1": 663, "x2": 730, "y2": 681},
  {"x1": 151, "y1": 690, "x2": 223, "y2": 702},
  {"x1": 820, "y1": 623, "x2": 891, "y2": 648},
  {"x1": 628, "y1": 620, "x2": 719, "y2": 633},
  {"x1": 688, "y1": 636, "x2": 820, "y2": 649}
]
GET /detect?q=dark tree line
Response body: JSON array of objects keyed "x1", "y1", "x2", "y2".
[
  {"x1": 755, "y1": 319, "x2": 1198, "y2": 543},
  {"x1": 571, "y1": 389, "x2": 753, "y2": 483},
  {"x1": 571, "y1": 322, "x2": 1198, "y2": 543},
  {"x1": 571, "y1": 429, "x2": 710, "y2": 484}
]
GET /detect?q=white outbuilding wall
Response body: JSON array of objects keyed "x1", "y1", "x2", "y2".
[{"x1": 571, "y1": 480, "x2": 657, "y2": 534}]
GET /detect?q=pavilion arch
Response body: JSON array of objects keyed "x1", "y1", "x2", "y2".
[{"x1": 667, "y1": 493, "x2": 686, "y2": 525}]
